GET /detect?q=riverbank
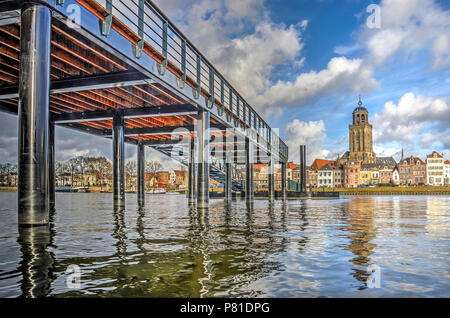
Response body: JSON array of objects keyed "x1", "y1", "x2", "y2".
[{"x1": 312, "y1": 186, "x2": 450, "y2": 195}]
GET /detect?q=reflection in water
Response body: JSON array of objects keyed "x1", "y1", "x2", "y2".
[
  {"x1": 17, "y1": 225, "x2": 55, "y2": 298},
  {"x1": 0, "y1": 193, "x2": 448, "y2": 297},
  {"x1": 113, "y1": 207, "x2": 127, "y2": 263},
  {"x1": 343, "y1": 198, "x2": 377, "y2": 289}
]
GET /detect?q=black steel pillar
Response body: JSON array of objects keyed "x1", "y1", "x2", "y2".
[
  {"x1": 268, "y1": 156, "x2": 275, "y2": 202},
  {"x1": 113, "y1": 110, "x2": 125, "y2": 208},
  {"x1": 197, "y1": 110, "x2": 210, "y2": 209},
  {"x1": 300, "y1": 145, "x2": 306, "y2": 193},
  {"x1": 245, "y1": 138, "x2": 254, "y2": 202},
  {"x1": 188, "y1": 136, "x2": 195, "y2": 205},
  {"x1": 137, "y1": 142, "x2": 145, "y2": 206},
  {"x1": 18, "y1": 4, "x2": 52, "y2": 226},
  {"x1": 225, "y1": 162, "x2": 232, "y2": 201},
  {"x1": 49, "y1": 121, "x2": 55, "y2": 207},
  {"x1": 281, "y1": 161, "x2": 287, "y2": 200}
]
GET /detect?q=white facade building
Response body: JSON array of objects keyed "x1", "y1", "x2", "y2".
[
  {"x1": 444, "y1": 160, "x2": 450, "y2": 186},
  {"x1": 317, "y1": 164, "x2": 335, "y2": 188},
  {"x1": 426, "y1": 151, "x2": 444, "y2": 186}
]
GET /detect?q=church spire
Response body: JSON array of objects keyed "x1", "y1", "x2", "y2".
[{"x1": 358, "y1": 94, "x2": 362, "y2": 107}]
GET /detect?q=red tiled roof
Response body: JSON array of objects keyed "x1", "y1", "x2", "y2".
[
  {"x1": 427, "y1": 151, "x2": 443, "y2": 158},
  {"x1": 445, "y1": 160, "x2": 450, "y2": 165},
  {"x1": 311, "y1": 159, "x2": 335, "y2": 170},
  {"x1": 286, "y1": 162, "x2": 299, "y2": 170},
  {"x1": 254, "y1": 164, "x2": 266, "y2": 171},
  {"x1": 174, "y1": 170, "x2": 187, "y2": 176}
]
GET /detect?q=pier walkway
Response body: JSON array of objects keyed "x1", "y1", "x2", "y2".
[{"x1": 0, "y1": 0, "x2": 288, "y2": 225}]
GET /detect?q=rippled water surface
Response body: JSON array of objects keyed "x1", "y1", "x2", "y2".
[{"x1": 0, "y1": 192, "x2": 449, "y2": 297}]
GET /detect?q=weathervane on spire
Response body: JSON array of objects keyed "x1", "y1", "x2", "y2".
[{"x1": 358, "y1": 94, "x2": 362, "y2": 106}]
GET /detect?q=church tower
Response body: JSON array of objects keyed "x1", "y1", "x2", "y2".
[{"x1": 348, "y1": 97, "x2": 376, "y2": 164}]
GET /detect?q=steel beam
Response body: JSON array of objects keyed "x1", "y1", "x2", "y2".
[
  {"x1": 137, "y1": 142, "x2": 145, "y2": 206},
  {"x1": 0, "y1": 70, "x2": 153, "y2": 100},
  {"x1": 18, "y1": 4, "x2": 51, "y2": 226},
  {"x1": 188, "y1": 136, "x2": 195, "y2": 205},
  {"x1": 245, "y1": 138, "x2": 254, "y2": 202},
  {"x1": 197, "y1": 110, "x2": 210, "y2": 209},
  {"x1": 50, "y1": 104, "x2": 197, "y2": 123},
  {"x1": 113, "y1": 110, "x2": 125, "y2": 208}
]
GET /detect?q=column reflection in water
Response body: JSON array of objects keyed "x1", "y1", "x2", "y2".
[
  {"x1": 343, "y1": 198, "x2": 377, "y2": 289},
  {"x1": 113, "y1": 207, "x2": 127, "y2": 263},
  {"x1": 17, "y1": 224, "x2": 55, "y2": 298},
  {"x1": 196, "y1": 209, "x2": 213, "y2": 297},
  {"x1": 297, "y1": 201, "x2": 309, "y2": 253}
]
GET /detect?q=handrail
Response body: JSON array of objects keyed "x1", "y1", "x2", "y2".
[{"x1": 66, "y1": 0, "x2": 287, "y2": 160}]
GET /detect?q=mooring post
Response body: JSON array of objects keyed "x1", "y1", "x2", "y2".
[
  {"x1": 113, "y1": 110, "x2": 125, "y2": 208},
  {"x1": 223, "y1": 136, "x2": 232, "y2": 202},
  {"x1": 245, "y1": 137, "x2": 254, "y2": 202},
  {"x1": 49, "y1": 121, "x2": 55, "y2": 207},
  {"x1": 137, "y1": 141, "x2": 145, "y2": 206},
  {"x1": 197, "y1": 109, "x2": 210, "y2": 209},
  {"x1": 188, "y1": 135, "x2": 195, "y2": 205},
  {"x1": 268, "y1": 156, "x2": 275, "y2": 202},
  {"x1": 300, "y1": 145, "x2": 306, "y2": 193},
  {"x1": 225, "y1": 160, "x2": 232, "y2": 201},
  {"x1": 281, "y1": 161, "x2": 287, "y2": 200},
  {"x1": 18, "y1": 4, "x2": 51, "y2": 226}
]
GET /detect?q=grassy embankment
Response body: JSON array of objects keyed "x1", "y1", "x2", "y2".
[{"x1": 312, "y1": 186, "x2": 450, "y2": 195}]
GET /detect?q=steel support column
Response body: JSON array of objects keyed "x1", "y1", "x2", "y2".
[
  {"x1": 281, "y1": 162, "x2": 287, "y2": 200},
  {"x1": 49, "y1": 121, "x2": 55, "y2": 207},
  {"x1": 225, "y1": 162, "x2": 232, "y2": 201},
  {"x1": 268, "y1": 156, "x2": 275, "y2": 202},
  {"x1": 245, "y1": 138, "x2": 254, "y2": 202},
  {"x1": 18, "y1": 4, "x2": 51, "y2": 226},
  {"x1": 188, "y1": 136, "x2": 195, "y2": 205},
  {"x1": 137, "y1": 142, "x2": 145, "y2": 206},
  {"x1": 113, "y1": 111, "x2": 125, "y2": 208},
  {"x1": 300, "y1": 145, "x2": 306, "y2": 193},
  {"x1": 197, "y1": 110, "x2": 210, "y2": 209}
]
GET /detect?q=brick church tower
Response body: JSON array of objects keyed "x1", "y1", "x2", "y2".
[{"x1": 348, "y1": 97, "x2": 376, "y2": 164}]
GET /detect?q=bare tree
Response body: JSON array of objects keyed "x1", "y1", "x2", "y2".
[
  {"x1": 125, "y1": 160, "x2": 137, "y2": 189},
  {"x1": 145, "y1": 160, "x2": 163, "y2": 175},
  {"x1": 97, "y1": 157, "x2": 112, "y2": 190}
]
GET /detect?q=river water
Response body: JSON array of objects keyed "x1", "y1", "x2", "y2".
[{"x1": 0, "y1": 192, "x2": 449, "y2": 298}]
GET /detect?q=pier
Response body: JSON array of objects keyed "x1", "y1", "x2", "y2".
[{"x1": 0, "y1": 0, "x2": 290, "y2": 226}]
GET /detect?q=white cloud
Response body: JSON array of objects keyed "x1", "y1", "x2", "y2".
[
  {"x1": 254, "y1": 57, "x2": 378, "y2": 115},
  {"x1": 153, "y1": 0, "x2": 449, "y2": 121},
  {"x1": 373, "y1": 92, "x2": 450, "y2": 145},
  {"x1": 362, "y1": 0, "x2": 450, "y2": 69},
  {"x1": 334, "y1": 43, "x2": 364, "y2": 55},
  {"x1": 284, "y1": 119, "x2": 329, "y2": 165},
  {"x1": 154, "y1": 0, "x2": 378, "y2": 118}
]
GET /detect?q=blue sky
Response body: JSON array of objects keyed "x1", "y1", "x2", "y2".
[{"x1": 0, "y1": 0, "x2": 449, "y2": 167}]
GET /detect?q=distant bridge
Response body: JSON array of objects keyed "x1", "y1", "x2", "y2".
[{"x1": 0, "y1": 0, "x2": 289, "y2": 226}]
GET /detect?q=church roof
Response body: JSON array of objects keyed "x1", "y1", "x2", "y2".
[
  {"x1": 353, "y1": 97, "x2": 368, "y2": 114},
  {"x1": 376, "y1": 157, "x2": 396, "y2": 166},
  {"x1": 311, "y1": 159, "x2": 335, "y2": 170}
]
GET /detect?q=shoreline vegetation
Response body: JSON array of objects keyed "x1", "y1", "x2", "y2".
[
  {"x1": 312, "y1": 186, "x2": 450, "y2": 195},
  {"x1": 1, "y1": 186, "x2": 449, "y2": 195}
]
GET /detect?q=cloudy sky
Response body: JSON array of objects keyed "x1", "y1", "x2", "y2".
[{"x1": 0, "y1": 0, "x2": 449, "y2": 166}]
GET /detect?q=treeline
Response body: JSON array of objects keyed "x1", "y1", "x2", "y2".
[
  {"x1": 0, "y1": 163, "x2": 17, "y2": 186},
  {"x1": 0, "y1": 156, "x2": 165, "y2": 188},
  {"x1": 56, "y1": 156, "x2": 165, "y2": 187}
]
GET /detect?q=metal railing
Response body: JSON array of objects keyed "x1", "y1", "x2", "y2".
[{"x1": 55, "y1": 0, "x2": 288, "y2": 161}]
